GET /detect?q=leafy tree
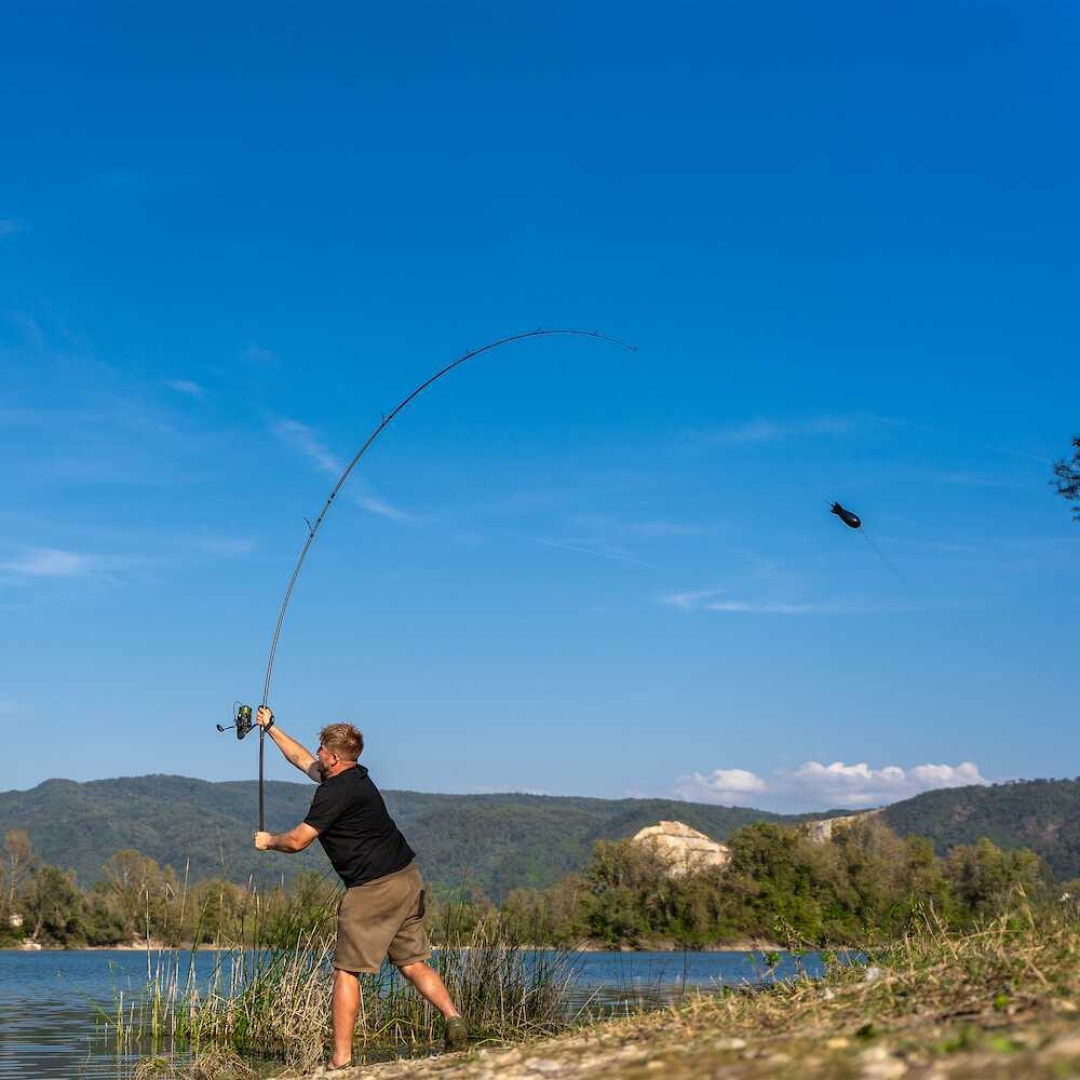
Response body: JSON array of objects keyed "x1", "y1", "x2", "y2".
[
  {"x1": 1052, "y1": 435, "x2": 1080, "y2": 519},
  {"x1": 945, "y1": 838, "x2": 1052, "y2": 924},
  {"x1": 24, "y1": 865, "x2": 86, "y2": 945},
  {"x1": 2, "y1": 829, "x2": 35, "y2": 910},
  {"x1": 579, "y1": 839, "x2": 669, "y2": 945},
  {"x1": 95, "y1": 849, "x2": 173, "y2": 940},
  {"x1": 723, "y1": 824, "x2": 823, "y2": 940},
  {"x1": 186, "y1": 877, "x2": 248, "y2": 944}
]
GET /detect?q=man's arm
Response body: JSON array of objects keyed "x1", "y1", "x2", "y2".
[
  {"x1": 256, "y1": 706, "x2": 319, "y2": 777},
  {"x1": 254, "y1": 822, "x2": 319, "y2": 853}
]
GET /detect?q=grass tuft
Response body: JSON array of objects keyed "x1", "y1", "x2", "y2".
[{"x1": 104, "y1": 888, "x2": 578, "y2": 1069}]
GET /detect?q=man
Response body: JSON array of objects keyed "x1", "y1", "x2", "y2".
[{"x1": 252, "y1": 705, "x2": 466, "y2": 1071}]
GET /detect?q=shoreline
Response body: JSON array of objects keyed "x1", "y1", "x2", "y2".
[
  {"x1": 4, "y1": 939, "x2": 787, "y2": 954},
  {"x1": 269, "y1": 920, "x2": 1079, "y2": 1079}
]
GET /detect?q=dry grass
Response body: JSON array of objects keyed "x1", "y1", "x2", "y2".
[
  {"x1": 689, "y1": 902, "x2": 1077, "y2": 1044},
  {"x1": 105, "y1": 901, "x2": 578, "y2": 1073},
  {"x1": 115, "y1": 901, "x2": 1079, "y2": 1078},
  {"x1": 320, "y1": 903, "x2": 1079, "y2": 1079}
]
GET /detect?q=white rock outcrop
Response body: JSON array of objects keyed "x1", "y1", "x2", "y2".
[
  {"x1": 804, "y1": 808, "x2": 882, "y2": 843},
  {"x1": 631, "y1": 820, "x2": 730, "y2": 877}
]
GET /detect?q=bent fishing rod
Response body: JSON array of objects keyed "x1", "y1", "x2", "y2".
[{"x1": 216, "y1": 328, "x2": 635, "y2": 829}]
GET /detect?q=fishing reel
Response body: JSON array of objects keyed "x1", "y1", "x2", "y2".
[{"x1": 216, "y1": 703, "x2": 254, "y2": 739}]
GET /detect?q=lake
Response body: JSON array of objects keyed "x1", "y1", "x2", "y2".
[{"x1": 0, "y1": 947, "x2": 830, "y2": 1078}]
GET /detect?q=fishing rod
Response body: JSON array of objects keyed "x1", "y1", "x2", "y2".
[{"x1": 216, "y1": 328, "x2": 635, "y2": 829}]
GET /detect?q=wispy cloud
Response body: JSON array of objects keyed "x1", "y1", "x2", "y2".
[
  {"x1": 626, "y1": 520, "x2": 708, "y2": 538},
  {"x1": 676, "y1": 759, "x2": 988, "y2": 812},
  {"x1": 0, "y1": 220, "x2": 21, "y2": 238},
  {"x1": 242, "y1": 343, "x2": 275, "y2": 364},
  {"x1": 177, "y1": 535, "x2": 255, "y2": 556},
  {"x1": 0, "y1": 547, "x2": 98, "y2": 578},
  {"x1": 921, "y1": 469, "x2": 1027, "y2": 489},
  {"x1": 272, "y1": 418, "x2": 418, "y2": 523},
  {"x1": 704, "y1": 414, "x2": 896, "y2": 446},
  {"x1": 536, "y1": 537, "x2": 650, "y2": 566},
  {"x1": 567, "y1": 512, "x2": 709, "y2": 541},
  {"x1": 659, "y1": 587, "x2": 876, "y2": 616},
  {"x1": 166, "y1": 379, "x2": 206, "y2": 399},
  {"x1": 5, "y1": 311, "x2": 45, "y2": 350}
]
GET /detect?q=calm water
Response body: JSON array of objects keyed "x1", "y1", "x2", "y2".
[{"x1": 0, "y1": 948, "x2": 829, "y2": 1079}]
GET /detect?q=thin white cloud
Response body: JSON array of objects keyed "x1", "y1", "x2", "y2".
[
  {"x1": 272, "y1": 418, "x2": 417, "y2": 523},
  {"x1": 568, "y1": 513, "x2": 708, "y2": 540},
  {"x1": 662, "y1": 588, "x2": 725, "y2": 611},
  {"x1": 628, "y1": 520, "x2": 708, "y2": 538},
  {"x1": 923, "y1": 470, "x2": 1023, "y2": 489},
  {"x1": 536, "y1": 537, "x2": 650, "y2": 566},
  {"x1": 166, "y1": 379, "x2": 205, "y2": 399},
  {"x1": 0, "y1": 700, "x2": 13, "y2": 714},
  {"x1": 659, "y1": 588, "x2": 872, "y2": 616},
  {"x1": 0, "y1": 548, "x2": 98, "y2": 578},
  {"x1": 705, "y1": 415, "x2": 886, "y2": 445},
  {"x1": 0, "y1": 220, "x2": 21, "y2": 237},
  {"x1": 6, "y1": 312, "x2": 45, "y2": 350},
  {"x1": 243, "y1": 343, "x2": 275, "y2": 364},
  {"x1": 275, "y1": 418, "x2": 341, "y2": 474},
  {"x1": 676, "y1": 759, "x2": 988, "y2": 812},
  {"x1": 178, "y1": 535, "x2": 255, "y2": 556}
]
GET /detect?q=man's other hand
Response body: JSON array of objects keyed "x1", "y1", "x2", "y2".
[
  {"x1": 256, "y1": 706, "x2": 274, "y2": 729},
  {"x1": 254, "y1": 831, "x2": 272, "y2": 850}
]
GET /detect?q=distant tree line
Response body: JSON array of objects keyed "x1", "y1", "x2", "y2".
[
  {"x1": 3, "y1": 819, "x2": 1070, "y2": 951},
  {"x1": 493, "y1": 820, "x2": 1063, "y2": 948}
]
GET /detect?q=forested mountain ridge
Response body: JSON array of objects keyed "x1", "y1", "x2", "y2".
[
  {"x1": 880, "y1": 777, "x2": 1079, "y2": 882},
  {"x1": 0, "y1": 775, "x2": 789, "y2": 898},
  {"x1": 1, "y1": 775, "x2": 1076, "y2": 899}
]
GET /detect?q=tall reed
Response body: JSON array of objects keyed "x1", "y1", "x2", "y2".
[{"x1": 103, "y1": 883, "x2": 578, "y2": 1071}]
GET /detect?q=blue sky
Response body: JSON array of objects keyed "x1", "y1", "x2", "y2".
[{"x1": 1, "y1": 1, "x2": 1077, "y2": 813}]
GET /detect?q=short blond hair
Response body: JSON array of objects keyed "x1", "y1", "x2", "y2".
[{"x1": 319, "y1": 723, "x2": 364, "y2": 762}]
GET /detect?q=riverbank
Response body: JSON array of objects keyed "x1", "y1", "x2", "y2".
[{"x1": 268, "y1": 915, "x2": 1077, "y2": 1079}]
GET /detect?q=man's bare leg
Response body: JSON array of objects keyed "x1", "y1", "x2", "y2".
[
  {"x1": 331, "y1": 968, "x2": 360, "y2": 1066},
  {"x1": 398, "y1": 960, "x2": 461, "y2": 1018}
]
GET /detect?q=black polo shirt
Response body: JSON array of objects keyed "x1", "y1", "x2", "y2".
[{"x1": 303, "y1": 765, "x2": 415, "y2": 888}]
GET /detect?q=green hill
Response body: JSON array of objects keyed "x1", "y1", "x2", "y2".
[
  {"x1": 1, "y1": 775, "x2": 1076, "y2": 899},
  {"x1": 881, "y1": 777, "x2": 1080, "y2": 882},
  {"x1": 0, "y1": 775, "x2": 786, "y2": 899}
]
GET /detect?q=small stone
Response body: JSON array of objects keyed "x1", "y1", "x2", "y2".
[
  {"x1": 826, "y1": 1037, "x2": 850, "y2": 1050},
  {"x1": 713, "y1": 1038, "x2": 747, "y2": 1051},
  {"x1": 527, "y1": 1062, "x2": 566, "y2": 1075},
  {"x1": 1042, "y1": 1034, "x2": 1080, "y2": 1059},
  {"x1": 857, "y1": 1045, "x2": 908, "y2": 1078},
  {"x1": 863, "y1": 965, "x2": 883, "y2": 984}
]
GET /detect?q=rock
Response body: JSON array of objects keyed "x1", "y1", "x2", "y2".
[
  {"x1": 857, "y1": 1045, "x2": 908, "y2": 1078},
  {"x1": 804, "y1": 809, "x2": 882, "y2": 843},
  {"x1": 631, "y1": 821, "x2": 730, "y2": 876},
  {"x1": 1041, "y1": 1034, "x2": 1080, "y2": 1061},
  {"x1": 713, "y1": 1038, "x2": 747, "y2": 1051}
]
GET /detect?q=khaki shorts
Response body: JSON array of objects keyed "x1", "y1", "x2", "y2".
[{"x1": 333, "y1": 862, "x2": 431, "y2": 973}]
